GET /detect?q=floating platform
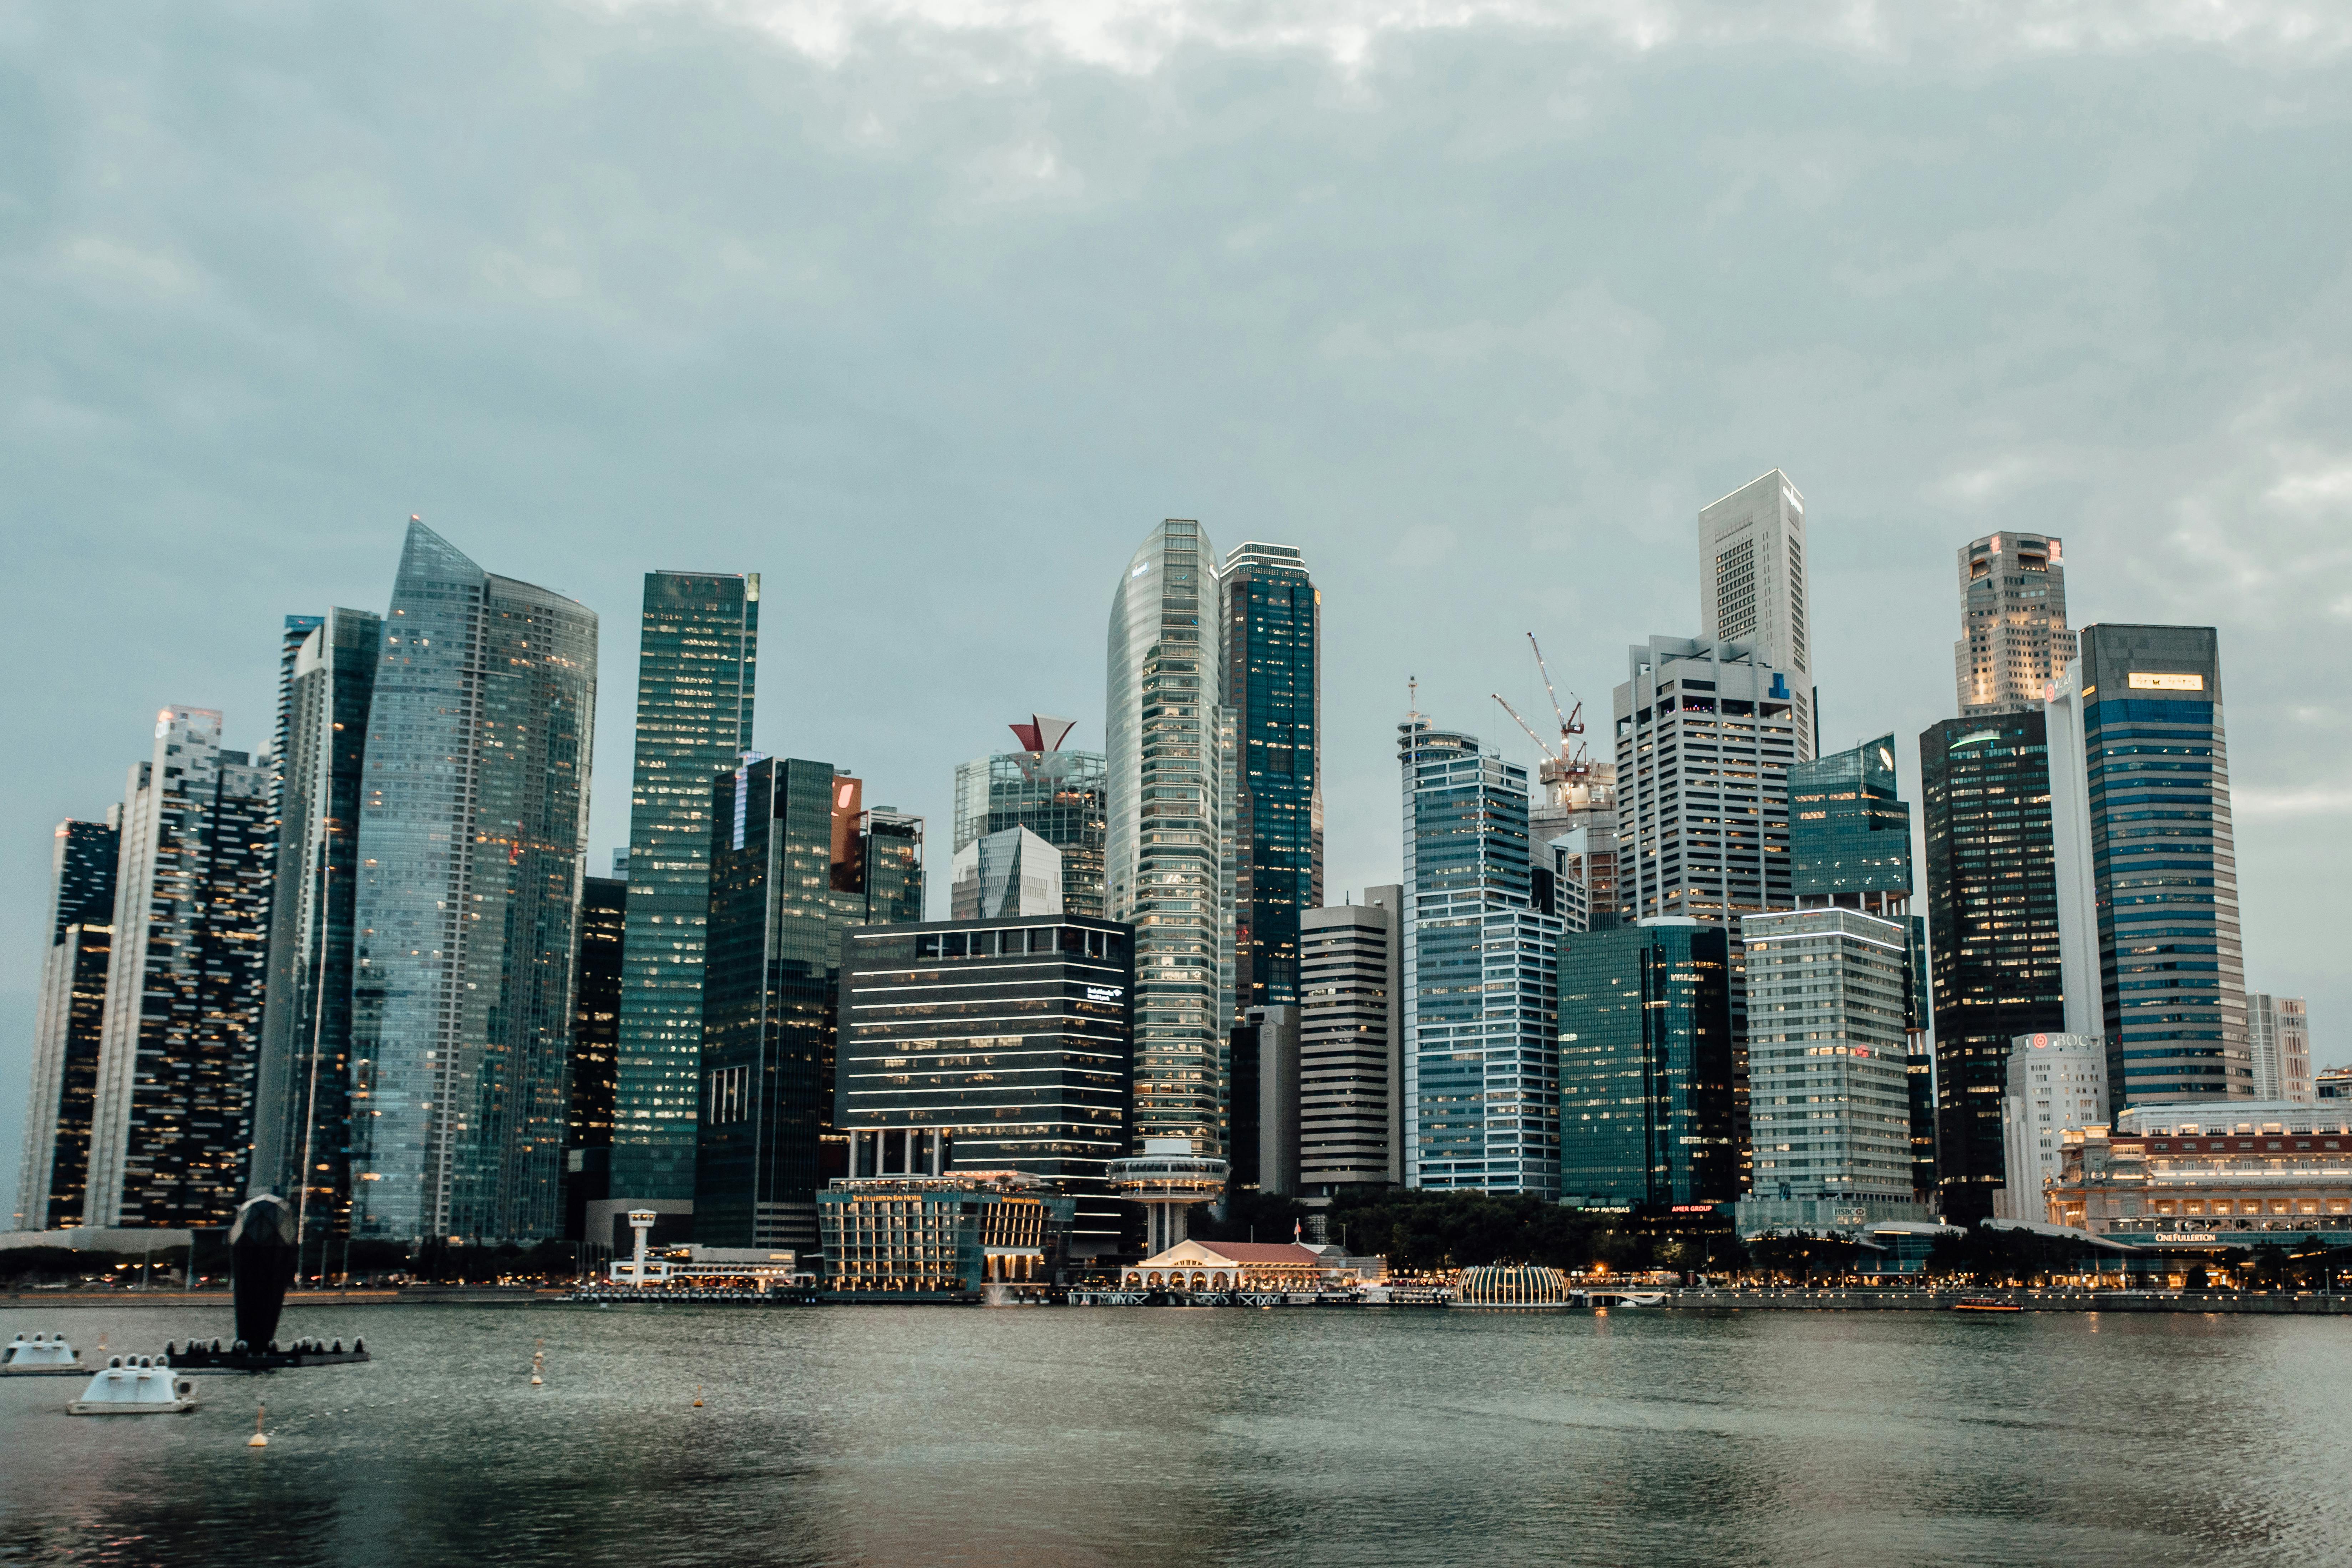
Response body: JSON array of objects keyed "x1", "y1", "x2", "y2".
[
  {"x1": 168, "y1": 1335, "x2": 370, "y2": 1373},
  {"x1": 1, "y1": 1333, "x2": 84, "y2": 1376},
  {"x1": 68, "y1": 1357, "x2": 198, "y2": 1415}
]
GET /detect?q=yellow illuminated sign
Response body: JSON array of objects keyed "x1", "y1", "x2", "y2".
[{"x1": 2127, "y1": 672, "x2": 2204, "y2": 691}]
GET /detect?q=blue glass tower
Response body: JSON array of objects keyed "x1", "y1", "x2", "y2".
[
  {"x1": 1222, "y1": 543, "x2": 1320, "y2": 1009},
  {"x1": 1557, "y1": 920, "x2": 1734, "y2": 1208},
  {"x1": 612, "y1": 570, "x2": 759, "y2": 1207},
  {"x1": 2048, "y1": 625, "x2": 2246, "y2": 1111},
  {"x1": 350, "y1": 521, "x2": 598, "y2": 1243},
  {"x1": 1398, "y1": 720, "x2": 1562, "y2": 1197}
]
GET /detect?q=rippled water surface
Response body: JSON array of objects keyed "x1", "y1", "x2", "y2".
[{"x1": 1, "y1": 1299, "x2": 2345, "y2": 1566}]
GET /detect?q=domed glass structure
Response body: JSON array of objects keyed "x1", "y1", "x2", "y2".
[{"x1": 1451, "y1": 1264, "x2": 1572, "y2": 1307}]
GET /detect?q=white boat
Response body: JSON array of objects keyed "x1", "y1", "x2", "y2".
[
  {"x1": 1, "y1": 1333, "x2": 84, "y2": 1375},
  {"x1": 66, "y1": 1356, "x2": 199, "y2": 1415}
]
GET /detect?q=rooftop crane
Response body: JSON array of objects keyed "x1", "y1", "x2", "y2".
[{"x1": 1513, "y1": 631, "x2": 1594, "y2": 796}]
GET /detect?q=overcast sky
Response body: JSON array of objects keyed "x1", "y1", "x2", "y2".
[{"x1": 6, "y1": 1, "x2": 2351, "y2": 1216}]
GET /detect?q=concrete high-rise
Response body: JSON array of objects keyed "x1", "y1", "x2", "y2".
[
  {"x1": 349, "y1": 521, "x2": 598, "y2": 1244},
  {"x1": 1997, "y1": 1031, "x2": 2107, "y2": 1221},
  {"x1": 953, "y1": 717, "x2": 1107, "y2": 918},
  {"x1": 1918, "y1": 712, "x2": 2067, "y2": 1222},
  {"x1": 250, "y1": 607, "x2": 379, "y2": 1246},
  {"x1": 13, "y1": 816, "x2": 121, "y2": 1230},
  {"x1": 1230, "y1": 1003, "x2": 1302, "y2": 1197},
  {"x1": 2047, "y1": 625, "x2": 2247, "y2": 1112},
  {"x1": 1737, "y1": 909, "x2": 1922, "y2": 1233},
  {"x1": 1298, "y1": 887, "x2": 1403, "y2": 1195},
  {"x1": 1955, "y1": 532, "x2": 2073, "y2": 717},
  {"x1": 695, "y1": 758, "x2": 924, "y2": 1251},
  {"x1": 1699, "y1": 470, "x2": 1815, "y2": 752},
  {"x1": 85, "y1": 708, "x2": 274, "y2": 1230},
  {"x1": 2247, "y1": 994, "x2": 2313, "y2": 1104},
  {"x1": 1221, "y1": 543, "x2": 1322, "y2": 1010},
  {"x1": 1557, "y1": 919, "x2": 1735, "y2": 1210},
  {"x1": 611, "y1": 572, "x2": 758, "y2": 1211},
  {"x1": 1106, "y1": 520, "x2": 1236, "y2": 1156},
  {"x1": 1399, "y1": 722, "x2": 1562, "y2": 1197},
  {"x1": 1613, "y1": 634, "x2": 1804, "y2": 1183}
]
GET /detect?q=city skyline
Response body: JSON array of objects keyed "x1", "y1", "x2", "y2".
[{"x1": 7, "y1": 9, "x2": 2352, "y2": 1222}]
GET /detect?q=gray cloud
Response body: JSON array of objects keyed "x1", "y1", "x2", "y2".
[{"x1": 5, "y1": 0, "x2": 2350, "y2": 1209}]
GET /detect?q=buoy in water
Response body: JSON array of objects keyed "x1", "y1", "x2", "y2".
[
  {"x1": 530, "y1": 1338, "x2": 545, "y2": 1387},
  {"x1": 248, "y1": 1404, "x2": 269, "y2": 1448},
  {"x1": 693, "y1": 1385, "x2": 704, "y2": 1408}
]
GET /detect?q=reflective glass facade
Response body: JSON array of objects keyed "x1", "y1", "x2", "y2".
[
  {"x1": 1105, "y1": 520, "x2": 1235, "y2": 1155},
  {"x1": 1399, "y1": 723, "x2": 1563, "y2": 1197},
  {"x1": 252, "y1": 607, "x2": 379, "y2": 1241},
  {"x1": 351, "y1": 522, "x2": 598, "y2": 1243},
  {"x1": 1222, "y1": 543, "x2": 1321, "y2": 1009},
  {"x1": 695, "y1": 760, "x2": 925, "y2": 1251},
  {"x1": 86, "y1": 709, "x2": 274, "y2": 1229},
  {"x1": 2062, "y1": 626, "x2": 2247, "y2": 1111},
  {"x1": 15, "y1": 817, "x2": 120, "y2": 1230},
  {"x1": 613, "y1": 571, "x2": 759, "y2": 1203},
  {"x1": 836, "y1": 916, "x2": 1133, "y2": 1257},
  {"x1": 563, "y1": 873, "x2": 625, "y2": 1238},
  {"x1": 953, "y1": 749, "x2": 1107, "y2": 918},
  {"x1": 1557, "y1": 920, "x2": 1734, "y2": 1208},
  {"x1": 1789, "y1": 734, "x2": 1910, "y2": 907},
  {"x1": 1920, "y1": 712, "x2": 2064, "y2": 1222}
]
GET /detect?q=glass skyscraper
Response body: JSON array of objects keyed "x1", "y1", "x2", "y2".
[
  {"x1": 953, "y1": 722, "x2": 1107, "y2": 919},
  {"x1": 695, "y1": 759, "x2": 923, "y2": 1250},
  {"x1": 1919, "y1": 711, "x2": 2065, "y2": 1222},
  {"x1": 2048, "y1": 624, "x2": 2247, "y2": 1111},
  {"x1": 836, "y1": 915, "x2": 1135, "y2": 1261},
  {"x1": 350, "y1": 521, "x2": 598, "y2": 1244},
  {"x1": 1221, "y1": 543, "x2": 1321, "y2": 1009},
  {"x1": 563, "y1": 871, "x2": 626, "y2": 1240},
  {"x1": 251, "y1": 607, "x2": 379, "y2": 1246},
  {"x1": 14, "y1": 815, "x2": 121, "y2": 1230},
  {"x1": 86, "y1": 707, "x2": 274, "y2": 1230},
  {"x1": 1557, "y1": 919, "x2": 1734, "y2": 1209},
  {"x1": 1105, "y1": 520, "x2": 1236, "y2": 1156},
  {"x1": 612, "y1": 570, "x2": 759, "y2": 1206},
  {"x1": 1399, "y1": 721, "x2": 1563, "y2": 1197}
]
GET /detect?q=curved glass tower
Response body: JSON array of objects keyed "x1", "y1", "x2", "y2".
[
  {"x1": 350, "y1": 521, "x2": 598, "y2": 1243},
  {"x1": 1106, "y1": 520, "x2": 1235, "y2": 1155}
]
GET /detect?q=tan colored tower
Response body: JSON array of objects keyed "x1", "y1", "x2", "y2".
[{"x1": 1955, "y1": 532, "x2": 2073, "y2": 715}]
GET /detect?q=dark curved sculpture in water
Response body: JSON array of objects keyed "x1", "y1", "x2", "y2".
[
  {"x1": 231, "y1": 1192, "x2": 300, "y2": 1351},
  {"x1": 168, "y1": 1193, "x2": 369, "y2": 1371}
]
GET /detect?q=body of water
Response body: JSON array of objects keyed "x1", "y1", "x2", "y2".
[{"x1": 1, "y1": 1299, "x2": 2344, "y2": 1566}]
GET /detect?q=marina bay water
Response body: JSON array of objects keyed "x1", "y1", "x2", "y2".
[{"x1": 1, "y1": 1302, "x2": 2345, "y2": 1566}]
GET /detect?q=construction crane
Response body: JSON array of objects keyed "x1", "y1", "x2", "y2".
[{"x1": 1494, "y1": 631, "x2": 1593, "y2": 800}]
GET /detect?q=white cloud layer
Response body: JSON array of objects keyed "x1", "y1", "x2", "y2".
[{"x1": 601, "y1": 0, "x2": 2352, "y2": 73}]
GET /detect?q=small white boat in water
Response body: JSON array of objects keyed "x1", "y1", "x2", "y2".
[
  {"x1": 67, "y1": 1356, "x2": 198, "y2": 1415},
  {"x1": 1, "y1": 1333, "x2": 84, "y2": 1375}
]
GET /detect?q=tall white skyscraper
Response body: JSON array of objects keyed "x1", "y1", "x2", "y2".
[
  {"x1": 1699, "y1": 469, "x2": 1815, "y2": 754},
  {"x1": 1106, "y1": 519, "x2": 1236, "y2": 1156}
]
